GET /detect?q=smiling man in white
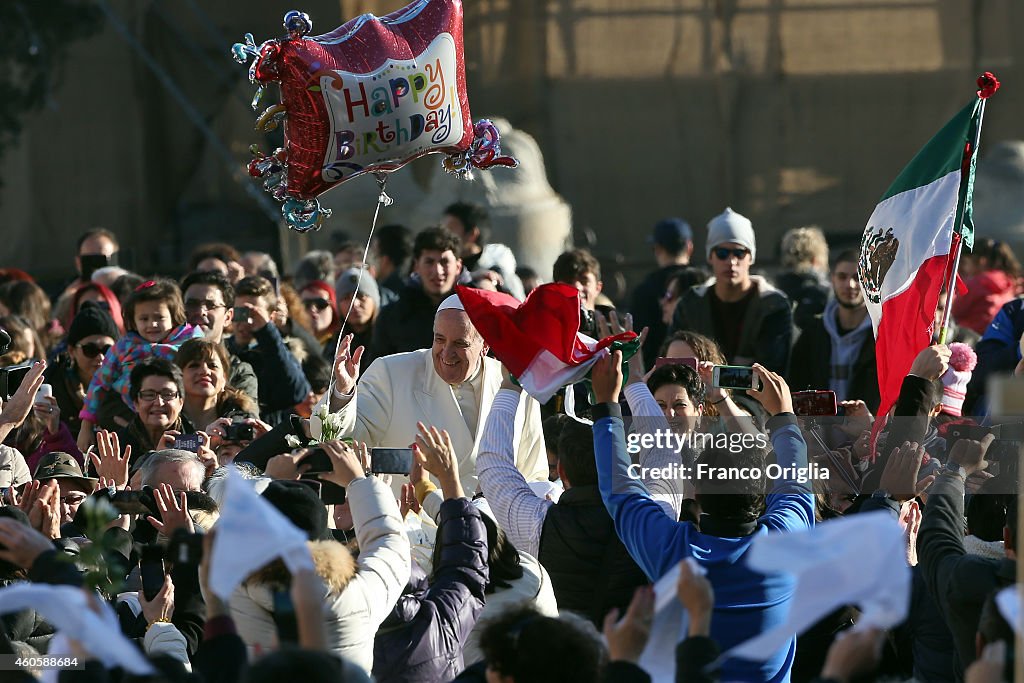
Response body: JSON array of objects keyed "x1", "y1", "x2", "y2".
[{"x1": 317, "y1": 293, "x2": 547, "y2": 507}]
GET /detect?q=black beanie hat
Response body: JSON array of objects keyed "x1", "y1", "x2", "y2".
[
  {"x1": 67, "y1": 302, "x2": 119, "y2": 347},
  {"x1": 261, "y1": 480, "x2": 331, "y2": 541}
]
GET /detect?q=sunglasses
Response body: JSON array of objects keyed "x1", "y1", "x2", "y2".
[
  {"x1": 711, "y1": 247, "x2": 750, "y2": 261},
  {"x1": 303, "y1": 297, "x2": 331, "y2": 311},
  {"x1": 77, "y1": 342, "x2": 112, "y2": 359}
]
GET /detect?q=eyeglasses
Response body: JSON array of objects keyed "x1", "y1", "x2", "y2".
[
  {"x1": 137, "y1": 390, "x2": 180, "y2": 403},
  {"x1": 60, "y1": 494, "x2": 88, "y2": 506},
  {"x1": 303, "y1": 297, "x2": 331, "y2": 311},
  {"x1": 711, "y1": 247, "x2": 750, "y2": 261},
  {"x1": 185, "y1": 299, "x2": 227, "y2": 314},
  {"x1": 77, "y1": 342, "x2": 112, "y2": 359}
]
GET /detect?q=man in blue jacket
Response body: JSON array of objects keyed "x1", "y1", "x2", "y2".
[{"x1": 590, "y1": 352, "x2": 815, "y2": 683}]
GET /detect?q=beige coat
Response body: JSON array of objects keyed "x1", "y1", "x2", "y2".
[{"x1": 317, "y1": 350, "x2": 548, "y2": 500}]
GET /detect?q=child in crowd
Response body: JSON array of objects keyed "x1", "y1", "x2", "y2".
[{"x1": 76, "y1": 278, "x2": 202, "y2": 449}]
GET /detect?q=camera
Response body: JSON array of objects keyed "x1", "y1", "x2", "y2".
[
  {"x1": 224, "y1": 421, "x2": 256, "y2": 442},
  {"x1": 579, "y1": 307, "x2": 598, "y2": 339},
  {"x1": 0, "y1": 362, "x2": 32, "y2": 401}
]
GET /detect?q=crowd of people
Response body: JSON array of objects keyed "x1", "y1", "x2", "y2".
[{"x1": 0, "y1": 201, "x2": 1019, "y2": 682}]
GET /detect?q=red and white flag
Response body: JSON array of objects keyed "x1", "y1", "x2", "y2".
[{"x1": 456, "y1": 283, "x2": 635, "y2": 402}]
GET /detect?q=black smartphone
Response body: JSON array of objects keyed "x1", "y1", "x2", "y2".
[
  {"x1": 140, "y1": 545, "x2": 165, "y2": 601},
  {"x1": 79, "y1": 254, "x2": 111, "y2": 281},
  {"x1": 0, "y1": 362, "x2": 32, "y2": 401},
  {"x1": 233, "y1": 306, "x2": 252, "y2": 325},
  {"x1": 371, "y1": 447, "x2": 414, "y2": 475},
  {"x1": 109, "y1": 489, "x2": 157, "y2": 516},
  {"x1": 318, "y1": 479, "x2": 347, "y2": 505},
  {"x1": 303, "y1": 448, "x2": 334, "y2": 474}
]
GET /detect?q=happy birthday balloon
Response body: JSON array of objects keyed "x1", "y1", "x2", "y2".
[{"x1": 232, "y1": 1, "x2": 517, "y2": 232}]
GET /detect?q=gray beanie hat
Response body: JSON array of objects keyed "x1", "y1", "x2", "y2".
[
  {"x1": 706, "y1": 207, "x2": 756, "y2": 263},
  {"x1": 335, "y1": 268, "x2": 380, "y2": 309}
]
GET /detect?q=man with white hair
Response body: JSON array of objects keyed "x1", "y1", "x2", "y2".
[
  {"x1": 138, "y1": 449, "x2": 206, "y2": 491},
  {"x1": 318, "y1": 294, "x2": 547, "y2": 507}
]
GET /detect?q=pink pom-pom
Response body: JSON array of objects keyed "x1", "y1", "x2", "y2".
[{"x1": 948, "y1": 342, "x2": 977, "y2": 372}]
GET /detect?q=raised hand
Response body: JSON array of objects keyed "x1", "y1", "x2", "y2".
[
  {"x1": 91, "y1": 429, "x2": 131, "y2": 488},
  {"x1": 414, "y1": 422, "x2": 463, "y2": 500},
  {"x1": 591, "y1": 350, "x2": 624, "y2": 405},
  {"x1": 602, "y1": 586, "x2": 655, "y2": 664},
  {"x1": 749, "y1": 364, "x2": 793, "y2": 416},
  {"x1": 331, "y1": 334, "x2": 365, "y2": 396},
  {"x1": 146, "y1": 483, "x2": 195, "y2": 536},
  {"x1": 319, "y1": 439, "x2": 368, "y2": 488}
]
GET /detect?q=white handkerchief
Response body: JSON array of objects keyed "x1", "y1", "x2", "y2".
[
  {"x1": 0, "y1": 583, "x2": 153, "y2": 674},
  {"x1": 209, "y1": 467, "x2": 315, "y2": 599},
  {"x1": 727, "y1": 511, "x2": 909, "y2": 662},
  {"x1": 636, "y1": 558, "x2": 705, "y2": 682}
]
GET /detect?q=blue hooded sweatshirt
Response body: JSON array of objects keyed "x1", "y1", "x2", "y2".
[{"x1": 593, "y1": 403, "x2": 815, "y2": 683}]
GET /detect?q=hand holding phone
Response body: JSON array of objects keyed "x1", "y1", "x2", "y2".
[
  {"x1": 140, "y1": 545, "x2": 165, "y2": 601},
  {"x1": 711, "y1": 365, "x2": 759, "y2": 391}
]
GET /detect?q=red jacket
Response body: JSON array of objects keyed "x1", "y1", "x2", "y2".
[{"x1": 952, "y1": 270, "x2": 1019, "y2": 335}]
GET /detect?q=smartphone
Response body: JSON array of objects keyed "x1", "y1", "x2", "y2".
[
  {"x1": 233, "y1": 306, "x2": 253, "y2": 325},
  {"x1": 654, "y1": 357, "x2": 699, "y2": 370},
  {"x1": 271, "y1": 589, "x2": 299, "y2": 645},
  {"x1": 711, "y1": 365, "x2": 759, "y2": 391},
  {"x1": 319, "y1": 479, "x2": 347, "y2": 505},
  {"x1": 80, "y1": 254, "x2": 111, "y2": 281},
  {"x1": 302, "y1": 448, "x2": 334, "y2": 474},
  {"x1": 792, "y1": 390, "x2": 838, "y2": 417},
  {"x1": 371, "y1": 447, "x2": 414, "y2": 475},
  {"x1": 140, "y1": 545, "x2": 165, "y2": 601},
  {"x1": 35, "y1": 384, "x2": 52, "y2": 404},
  {"x1": 173, "y1": 434, "x2": 201, "y2": 453},
  {"x1": 0, "y1": 362, "x2": 32, "y2": 401}
]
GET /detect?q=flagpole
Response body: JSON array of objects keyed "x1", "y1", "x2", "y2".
[{"x1": 937, "y1": 96, "x2": 987, "y2": 345}]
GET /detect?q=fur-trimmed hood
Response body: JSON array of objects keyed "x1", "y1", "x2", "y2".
[{"x1": 246, "y1": 539, "x2": 356, "y2": 595}]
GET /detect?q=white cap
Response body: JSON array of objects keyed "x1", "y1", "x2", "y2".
[
  {"x1": 706, "y1": 207, "x2": 756, "y2": 263},
  {"x1": 436, "y1": 293, "x2": 465, "y2": 312}
]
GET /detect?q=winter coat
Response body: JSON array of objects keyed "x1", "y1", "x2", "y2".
[
  {"x1": 918, "y1": 471, "x2": 1015, "y2": 676},
  {"x1": 952, "y1": 270, "x2": 1018, "y2": 335},
  {"x1": 462, "y1": 551, "x2": 558, "y2": 666},
  {"x1": 788, "y1": 301, "x2": 880, "y2": 412},
  {"x1": 226, "y1": 323, "x2": 310, "y2": 423},
  {"x1": 80, "y1": 325, "x2": 203, "y2": 422},
  {"x1": 964, "y1": 296, "x2": 1024, "y2": 415},
  {"x1": 537, "y1": 484, "x2": 649, "y2": 628},
  {"x1": 670, "y1": 276, "x2": 793, "y2": 375},
  {"x1": 371, "y1": 282, "x2": 441, "y2": 358},
  {"x1": 372, "y1": 497, "x2": 488, "y2": 683},
  {"x1": 229, "y1": 475, "x2": 410, "y2": 675}
]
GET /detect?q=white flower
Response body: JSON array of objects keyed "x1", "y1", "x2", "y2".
[{"x1": 284, "y1": 434, "x2": 302, "y2": 449}]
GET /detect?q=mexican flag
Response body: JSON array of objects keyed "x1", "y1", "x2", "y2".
[
  {"x1": 455, "y1": 283, "x2": 637, "y2": 402},
  {"x1": 858, "y1": 90, "x2": 989, "y2": 422}
]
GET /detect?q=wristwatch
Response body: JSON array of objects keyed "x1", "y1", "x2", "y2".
[{"x1": 943, "y1": 460, "x2": 968, "y2": 481}]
